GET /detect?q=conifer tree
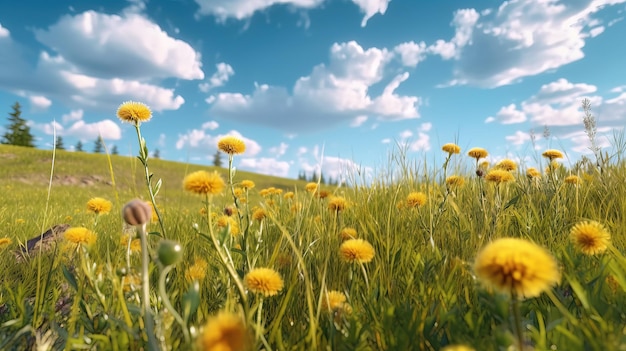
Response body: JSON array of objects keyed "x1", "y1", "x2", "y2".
[
  {"x1": 213, "y1": 150, "x2": 223, "y2": 167},
  {"x1": 2, "y1": 102, "x2": 35, "y2": 147},
  {"x1": 93, "y1": 136, "x2": 104, "y2": 153},
  {"x1": 55, "y1": 136, "x2": 65, "y2": 150},
  {"x1": 75, "y1": 140, "x2": 84, "y2": 152}
]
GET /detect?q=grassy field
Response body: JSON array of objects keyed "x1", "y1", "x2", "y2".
[{"x1": 1, "y1": 129, "x2": 625, "y2": 350}]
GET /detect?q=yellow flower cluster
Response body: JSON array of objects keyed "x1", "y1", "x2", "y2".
[
  {"x1": 339, "y1": 239, "x2": 375, "y2": 263},
  {"x1": 467, "y1": 147, "x2": 488, "y2": 160},
  {"x1": 405, "y1": 192, "x2": 427, "y2": 207},
  {"x1": 244, "y1": 267, "x2": 284, "y2": 296},
  {"x1": 328, "y1": 196, "x2": 348, "y2": 212},
  {"x1": 183, "y1": 171, "x2": 225, "y2": 195},
  {"x1": 217, "y1": 136, "x2": 246, "y2": 155},
  {"x1": 86, "y1": 197, "x2": 112, "y2": 215},
  {"x1": 64, "y1": 227, "x2": 97, "y2": 246},
  {"x1": 186, "y1": 258, "x2": 208, "y2": 282},
  {"x1": 485, "y1": 169, "x2": 515, "y2": 184},
  {"x1": 197, "y1": 312, "x2": 251, "y2": 351},
  {"x1": 116, "y1": 101, "x2": 152, "y2": 125},
  {"x1": 442, "y1": 143, "x2": 461, "y2": 154},
  {"x1": 570, "y1": 220, "x2": 610, "y2": 255}
]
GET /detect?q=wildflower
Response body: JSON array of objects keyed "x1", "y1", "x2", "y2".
[
  {"x1": 0, "y1": 237, "x2": 12, "y2": 248},
  {"x1": 147, "y1": 202, "x2": 159, "y2": 223},
  {"x1": 442, "y1": 143, "x2": 461, "y2": 154},
  {"x1": 328, "y1": 196, "x2": 348, "y2": 212},
  {"x1": 340, "y1": 239, "x2": 375, "y2": 264},
  {"x1": 183, "y1": 171, "x2": 225, "y2": 195},
  {"x1": 240, "y1": 180, "x2": 255, "y2": 190},
  {"x1": 198, "y1": 311, "x2": 252, "y2": 351},
  {"x1": 122, "y1": 199, "x2": 153, "y2": 226},
  {"x1": 485, "y1": 169, "x2": 515, "y2": 184},
  {"x1": 290, "y1": 203, "x2": 302, "y2": 213},
  {"x1": 120, "y1": 234, "x2": 141, "y2": 253},
  {"x1": 217, "y1": 136, "x2": 246, "y2": 155},
  {"x1": 564, "y1": 175, "x2": 582, "y2": 185},
  {"x1": 340, "y1": 227, "x2": 358, "y2": 241},
  {"x1": 545, "y1": 160, "x2": 559, "y2": 174},
  {"x1": 64, "y1": 227, "x2": 97, "y2": 246},
  {"x1": 86, "y1": 197, "x2": 112, "y2": 215},
  {"x1": 185, "y1": 258, "x2": 208, "y2": 282},
  {"x1": 467, "y1": 147, "x2": 488, "y2": 160},
  {"x1": 252, "y1": 208, "x2": 266, "y2": 222},
  {"x1": 216, "y1": 215, "x2": 240, "y2": 236},
  {"x1": 526, "y1": 167, "x2": 541, "y2": 179},
  {"x1": 322, "y1": 290, "x2": 348, "y2": 311},
  {"x1": 116, "y1": 101, "x2": 152, "y2": 125},
  {"x1": 284, "y1": 191, "x2": 295, "y2": 199},
  {"x1": 570, "y1": 220, "x2": 610, "y2": 255},
  {"x1": 542, "y1": 149, "x2": 564, "y2": 161},
  {"x1": 122, "y1": 274, "x2": 141, "y2": 292},
  {"x1": 244, "y1": 268, "x2": 284, "y2": 296},
  {"x1": 317, "y1": 190, "x2": 331, "y2": 199},
  {"x1": 495, "y1": 159, "x2": 517, "y2": 171},
  {"x1": 406, "y1": 192, "x2": 427, "y2": 207},
  {"x1": 474, "y1": 238, "x2": 560, "y2": 298},
  {"x1": 479, "y1": 161, "x2": 490, "y2": 169},
  {"x1": 305, "y1": 182, "x2": 318, "y2": 193},
  {"x1": 259, "y1": 188, "x2": 271, "y2": 197},
  {"x1": 445, "y1": 175, "x2": 465, "y2": 188}
]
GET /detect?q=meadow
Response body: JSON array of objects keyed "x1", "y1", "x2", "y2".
[{"x1": 0, "y1": 102, "x2": 625, "y2": 350}]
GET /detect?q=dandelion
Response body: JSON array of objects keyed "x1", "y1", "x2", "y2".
[
  {"x1": 240, "y1": 180, "x2": 255, "y2": 190},
  {"x1": 197, "y1": 311, "x2": 252, "y2": 351},
  {"x1": 446, "y1": 175, "x2": 465, "y2": 188},
  {"x1": 217, "y1": 136, "x2": 246, "y2": 155},
  {"x1": 467, "y1": 147, "x2": 488, "y2": 160},
  {"x1": 116, "y1": 101, "x2": 152, "y2": 125},
  {"x1": 545, "y1": 160, "x2": 559, "y2": 174},
  {"x1": 340, "y1": 227, "x2": 358, "y2": 241},
  {"x1": 147, "y1": 202, "x2": 159, "y2": 223},
  {"x1": 122, "y1": 274, "x2": 141, "y2": 292},
  {"x1": 526, "y1": 167, "x2": 541, "y2": 179},
  {"x1": 244, "y1": 268, "x2": 284, "y2": 296},
  {"x1": 216, "y1": 215, "x2": 240, "y2": 236},
  {"x1": 122, "y1": 199, "x2": 153, "y2": 227},
  {"x1": 0, "y1": 237, "x2": 12, "y2": 248},
  {"x1": 570, "y1": 220, "x2": 610, "y2": 255},
  {"x1": 259, "y1": 188, "x2": 272, "y2": 197},
  {"x1": 542, "y1": 149, "x2": 564, "y2": 161},
  {"x1": 496, "y1": 159, "x2": 517, "y2": 171},
  {"x1": 406, "y1": 192, "x2": 427, "y2": 207},
  {"x1": 284, "y1": 191, "x2": 295, "y2": 199},
  {"x1": 185, "y1": 258, "x2": 208, "y2": 282},
  {"x1": 442, "y1": 143, "x2": 461, "y2": 154},
  {"x1": 183, "y1": 171, "x2": 225, "y2": 195},
  {"x1": 305, "y1": 182, "x2": 318, "y2": 193},
  {"x1": 252, "y1": 208, "x2": 266, "y2": 222},
  {"x1": 322, "y1": 290, "x2": 348, "y2": 312},
  {"x1": 564, "y1": 175, "x2": 582, "y2": 185},
  {"x1": 339, "y1": 239, "x2": 375, "y2": 264},
  {"x1": 328, "y1": 196, "x2": 348, "y2": 212},
  {"x1": 485, "y1": 169, "x2": 515, "y2": 184},
  {"x1": 64, "y1": 227, "x2": 97, "y2": 246},
  {"x1": 317, "y1": 190, "x2": 331, "y2": 199},
  {"x1": 120, "y1": 234, "x2": 141, "y2": 253},
  {"x1": 474, "y1": 238, "x2": 560, "y2": 298},
  {"x1": 86, "y1": 197, "x2": 112, "y2": 215}
]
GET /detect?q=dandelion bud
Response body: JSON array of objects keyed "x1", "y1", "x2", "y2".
[
  {"x1": 157, "y1": 240, "x2": 183, "y2": 266},
  {"x1": 223, "y1": 206, "x2": 234, "y2": 216},
  {"x1": 122, "y1": 199, "x2": 153, "y2": 226},
  {"x1": 476, "y1": 169, "x2": 484, "y2": 177}
]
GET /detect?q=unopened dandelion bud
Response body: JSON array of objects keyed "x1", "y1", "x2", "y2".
[
  {"x1": 122, "y1": 199, "x2": 153, "y2": 226},
  {"x1": 157, "y1": 240, "x2": 183, "y2": 266}
]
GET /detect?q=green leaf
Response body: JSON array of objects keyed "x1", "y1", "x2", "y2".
[
  {"x1": 148, "y1": 231, "x2": 163, "y2": 238},
  {"x1": 153, "y1": 178, "x2": 162, "y2": 197},
  {"x1": 182, "y1": 281, "x2": 200, "y2": 323},
  {"x1": 62, "y1": 265, "x2": 78, "y2": 291}
]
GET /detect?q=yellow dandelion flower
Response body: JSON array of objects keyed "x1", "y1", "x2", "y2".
[
  {"x1": 120, "y1": 234, "x2": 141, "y2": 253},
  {"x1": 259, "y1": 188, "x2": 271, "y2": 197},
  {"x1": 216, "y1": 215, "x2": 240, "y2": 236},
  {"x1": 445, "y1": 175, "x2": 465, "y2": 187},
  {"x1": 545, "y1": 160, "x2": 560, "y2": 174},
  {"x1": 467, "y1": 147, "x2": 488, "y2": 160},
  {"x1": 305, "y1": 182, "x2": 318, "y2": 193},
  {"x1": 183, "y1": 171, "x2": 225, "y2": 195},
  {"x1": 186, "y1": 258, "x2": 208, "y2": 282},
  {"x1": 116, "y1": 101, "x2": 152, "y2": 124},
  {"x1": 495, "y1": 159, "x2": 517, "y2": 171},
  {"x1": 340, "y1": 227, "x2": 358, "y2": 241},
  {"x1": 244, "y1": 268, "x2": 284, "y2": 296},
  {"x1": 542, "y1": 149, "x2": 564, "y2": 160},
  {"x1": 317, "y1": 190, "x2": 331, "y2": 199},
  {"x1": 122, "y1": 274, "x2": 141, "y2": 292},
  {"x1": 147, "y1": 202, "x2": 159, "y2": 223},
  {"x1": 284, "y1": 191, "x2": 295, "y2": 199},
  {"x1": 406, "y1": 192, "x2": 427, "y2": 207},
  {"x1": 442, "y1": 143, "x2": 461, "y2": 154},
  {"x1": 218, "y1": 136, "x2": 246, "y2": 155},
  {"x1": 339, "y1": 239, "x2": 375, "y2": 264},
  {"x1": 86, "y1": 197, "x2": 112, "y2": 215},
  {"x1": 322, "y1": 290, "x2": 348, "y2": 311},
  {"x1": 479, "y1": 160, "x2": 490, "y2": 169},
  {"x1": 273, "y1": 188, "x2": 283, "y2": 196},
  {"x1": 290, "y1": 203, "x2": 302, "y2": 213},
  {"x1": 474, "y1": 238, "x2": 560, "y2": 298},
  {"x1": 0, "y1": 237, "x2": 12, "y2": 248},
  {"x1": 441, "y1": 345, "x2": 475, "y2": 351},
  {"x1": 252, "y1": 208, "x2": 266, "y2": 222},
  {"x1": 198, "y1": 311, "x2": 252, "y2": 351},
  {"x1": 240, "y1": 180, "x2": 255, "y2": 190},
  {"x1": 570, "y1": 220, "x2": 611, "y2": 255},
  {"x1": 564, "y1": 175, "x2": 582, "y2": 185},
  {"x1": 485, "y1": 169, "x2": 515, "y2": 184},
  {"x1": 328, "y1": 196, "x2": 348, "y2": 212},
  {"x1": 526, "y1": 167, "x2": 541, "y2": 179},
  {"x1": 64, "y1": 227, "x2": 97, "y2": 246}
]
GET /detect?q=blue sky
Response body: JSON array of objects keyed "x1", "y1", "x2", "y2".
[{"x1": 1, "y1": 0, "x2": 625, "y2": 181}]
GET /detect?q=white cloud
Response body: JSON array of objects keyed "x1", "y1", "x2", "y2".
[
  {"x1": 29, "y1": 95, "x2": 52, "y2": 110},
  {"x1": 562, "y1": 128, "x2": 613, "y2": 154},
  {"x1": 157, "y1": 133, "x2": 166, "y2": 148},
  {"x1": 505, "y1": 130, "x2": 531, "y2": 145},
  {"x1": 300, "y1": 153, "x2": 372, "y2": 184},
  {"x1": 399, "y1": 130, "x2": 413, "y2": 140},
  {"x1": 175, "y1": 129, "x2": 262, "y2": 156},
  {"x1": 427, "y1": 8, "x2": 480, "y2": 61},
  {"x1": 34, "y1": 121, "x2": 64, "y2": 136},
  {"x1": 0, "y1": 23, "x2": 9, "y2": 38},
  {"x1": 209, "y1": 41, "x2": 420, "y2": 132},
  {"x1": 62, "y1": 109, "x2": 83, "y2": 123},
  {"x1": 66, "y1": 119, "x2": 122, "y2": 140},
  {"x1": 419, "y1": 122, "x2": 432, "y2": 132},
  {"x1": 351, "y1": 0, "x2": 391, "y2": 27},
  {"x1": 199, "y1": 63, "x2": 234, "y2": 92},
  {"x1": 409, "y1": 132, "x2": 430, "y2": 151},
  {"x1": 239, "y1": 157, "x2": 290, "y2": 177},
  {"x1": 350, "y1": 115, "x2": 368, "y2": 127},
  {"x1": 394, "y1": 41, "x2": 428, "y2": 67},
  {"x1": 381, "y1": 138, "x2": 391, "y2": 144},
  {"x1": 486, "y1": 103, "x2": 527, "y2": 124},
  {"x1": 442, "y1": 0, "x2": 626, "y2": 87},
  {"x1": 202, "y1": 120, "x2": 219, "y2": 130},
  {"x1": 269, "y1": 142, "x2": 289, "y2": 157}
]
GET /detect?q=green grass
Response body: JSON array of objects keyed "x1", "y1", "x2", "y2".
[{"x1": 1, "y1": 139, "x2": 626, "y2": 351}]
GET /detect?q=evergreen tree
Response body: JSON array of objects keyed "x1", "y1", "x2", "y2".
[
  {"x1": 213, "y1": 150, "x2": 223, "y2": 167},
  {"x1": 93, "y1": 136, "x2": 104, "y2": 153},
  {"x1": 320, "y1": 171, "x2": 326, "y2": 184},
  {"x1": 55, "y1": 136, "x2": 65, "y2": 150},
  {"x1": 111, "y1": 145, "x2": 119, "y2": 155},
  {"x1": 2, "y1": 102, "x2": 35, "y2": 147},
  {"x1": 153, "y1": 149, "x2": 160, "y2": 159},
  {"x1": 75, "y1": 140, "x2": 84, "y2": 152}
]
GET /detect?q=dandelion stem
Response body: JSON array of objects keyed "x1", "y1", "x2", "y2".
[
  {"x1": 511, "y1": 294, "x2": 525, "y2": 351},
  {"x1": 138, "y1": 223, "x2": 160, "y2": 351},
  {"x1": 158, "y1": 264, "x2": 190, "y2": 344}
]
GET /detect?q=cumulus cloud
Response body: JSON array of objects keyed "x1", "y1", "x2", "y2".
[
  {"x1": 209, "y1": 41, "x2": 420, "y2": 133},
  {"x1": 485, "y1": 104, "x2": 527, "y2": 124},
  {"x1": 505, "y1": 130, "x2": 532, "y2": 146},
  {"x1": 350, "y1": 115, "x2": 368, "y2": 127},
  {"x1": 29, "y1": 95, "x2": 52, "y2": 110},
  {"x1": 199, "y1": 63, "x2": 234, "y2": 92},
  {"x1": 269, "y1": 142, "x2": 289, "y2": 157},
  {"x1": 299, "y1": 151, "x2": 372, "y2": 184},
  {"x1": 201, "y1": 120, "x2": 219, "y2": 130},
  {"x1": 175, "y1": 129, "x2": 262, "y2": 156},
  {"x1": 62, "y1": 109, "x2": 83, "y2": 124},
  {"x1": 394, "y1": 41, "x2": 428, "y2": 67},
  {"x1": 441, "y1": 0, "x2": 626, "y2": 87},
  {"x1": 562, "y1": 128, "x2": 613, "y2": 154},
  {"x1": 239, "y1": 157, "x2": 290, "y2": 177},
  {"x1": 0, "y1": 23, "x2": 9, "y2": 38},
  {"x1": 351, "y1": 0, "x2": 391, "y2": 27},
  {"x1": 65, "y1": 119, "x2": 122, "y2": 140}
]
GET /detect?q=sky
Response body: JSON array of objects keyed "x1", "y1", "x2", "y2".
[{"x1": 0, "y1": 0, "x2": 625, "y2": 182}]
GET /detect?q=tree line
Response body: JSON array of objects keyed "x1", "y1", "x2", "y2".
[{"x1": 1, "y1": 102, "x2": 160, "y2": 158}]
